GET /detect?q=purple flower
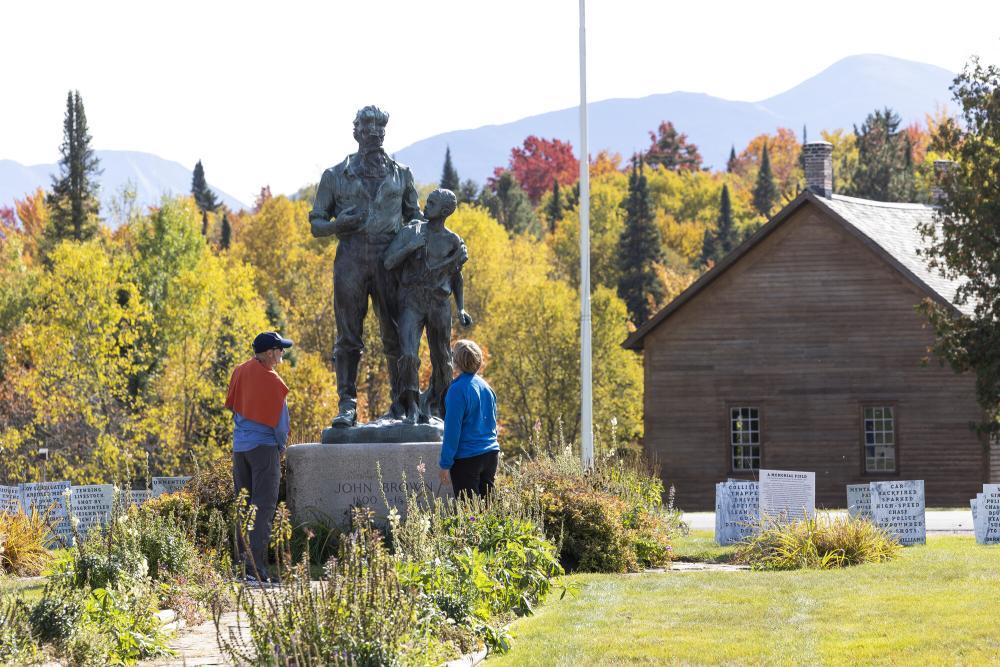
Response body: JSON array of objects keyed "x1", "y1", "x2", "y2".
[{"x1": 469, "y1": 515, "x2": 477, "y2": 523}]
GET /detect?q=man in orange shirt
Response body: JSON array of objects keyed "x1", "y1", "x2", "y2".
[{"x1": 225, "y1": 331, "x2": 293, "y2": 583}]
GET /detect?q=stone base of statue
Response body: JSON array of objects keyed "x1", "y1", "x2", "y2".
[{"x1": 287, "y1": 420, "x2": 448, "y2": 528}]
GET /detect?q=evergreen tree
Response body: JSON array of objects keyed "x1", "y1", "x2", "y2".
[
  {"x1": 201, "y1": 210, "x2": 209, "y2": 237},
  {"x1": 479, "y1": 170, "x2": 539, "y2": 236},
  {"x1": 545, "y1": 179, "x2": 563, "y2": 233},
  {"x1": 46, "y1": 90, "x2": 102, "y2": 245},
  {"x1": 847, "y1": 107, "x2": 916, "y2": 202},
  {"x1": 752, "y1": 143, "x2": 778, "y2": 218},
  {"x1": 726, "y1": 145, "x2": 738, "y2": 173},
  {"x1": 698, "y1": 184, "x2": 736, "y2": 267},
  {"x1": 220, "y1": 213, "x2": 231, "y2": 250},
  {"x1": 191, "y1": 160, "x2": 220, "y2": 212},
  {"x1": 440, "y1": 147, "x2": 460, "y2": 192},
  {"x1": 617, "y1": 158, "x2": 664, "y2": 326},
  {"x1": 458, "y1": 179, "x2": 479, "y2": 204}
]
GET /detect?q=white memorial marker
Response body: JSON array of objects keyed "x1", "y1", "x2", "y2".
[
  {"x1": 151, "y1": 476, "x2": 192, "y2": 497},
  {"x1": 846, "y1": 484, "x2": 872, "y2": 519},
  {"x1": 0, "y1": 485, "x2": 21, "y2": 514},
  {"x1": 981, "y1": 484, "x2": 1000, "y2": 546},
  {"x1": 759, "y1": 470, "x2": 815, "y2": 522},
  {"x1": 70, "y1": 484, "x2": 114, "y2": 540},
  {"x1": 870, "y1": 480, "x2": 925, "y2": 546},
  {"x1": 18, "y1": 481, "x2": 72, "y2": 545}
]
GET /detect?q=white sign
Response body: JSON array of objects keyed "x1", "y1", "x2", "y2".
[
  {"x1": 870, "y1": 480, "x2": 926, "y2": 546},
  {"x1": 19, "y1": 481, "x2": 72, "y2": 546},
  {"x1": 973, "y1": 493, "x2": 986, "y2": 544},
  {"x1": 152, "y1": 476, "x2": 191, "y2": 497},
  {"x1": 759, "y1": 470, "x2": 815, "y2": 522},
  {"x1": 714, "y1": 480, "x2": 759, "y2": 545},
  {"x1": 70, "y1": 484, "x2": 114, "y2": 540},
  {"x1": 846, "y1": 484, "x2": 872, "y2": 519},
  {"x1": 128, "y1": 489, "x2": 153, "y2": 506},
  {"x1": 981, "y1": 485, "x2": 1000, "y2": 546},
  {"x1": 0, "y1": 485, "x2": 20, "y2": 514}
]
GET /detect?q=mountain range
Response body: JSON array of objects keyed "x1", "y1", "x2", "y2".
[
  {"x1": 392, "y1": 54, "x2": 957, "y2": 185},
  {"x1": 0, "y1": 150, "x2": 247, "y2": 214},
  {"x1": 0, "y1": 55, "x2": 957, "y2": 213}
]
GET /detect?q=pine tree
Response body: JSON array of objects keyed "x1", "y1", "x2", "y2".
[
  {"x1": 191, "y1": 160, "x2": 220, "y2": 212},
  {"x1": 440, "y1": 147, "x2": 460, "y2": 192},
  {"x1": 752, "y1": 143, "x2": 778, "y2": 218},
  {"x1": 545, "y1": 179, "x2": 562, "y2": 233},
  {"x1": 46, "y1": 90, "x2": 102, "y2": 245},
  {"x1": 847, "y1": 107, "x2": 916, "y2": 202},
  {"x1": 726, "y1": 145, "x2": 738, "y2": 173},
  {"x1": 220, "y1": 213, "x2": 231, "y2": 250},
  {"x1": 458, "y1": 179, "x2": 479, "y2": 204},
  {"x1": 617, "y1": 158, "x2": 665, "y2": 326},
  {"x1": 698, "y1": 184, "x2": 736, "y2": 267},
  {"x1": 201, "y1": 210, "x2": 209, "y2": 237},
  {"x1": 479, "y1": 170, "x2": 539, "y2": 236}
]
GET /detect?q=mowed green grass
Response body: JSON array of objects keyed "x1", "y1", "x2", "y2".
[{"x1": 490, "y1": 533, "x2": 1000, "y2": 666}]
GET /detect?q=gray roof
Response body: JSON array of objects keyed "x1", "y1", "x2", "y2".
[
  {"x1": 624, "y1": 191, "x2": 971, "y2": 350},
  {"x1": 817, "y1": 194, "x2": 972, "y2": 316}
]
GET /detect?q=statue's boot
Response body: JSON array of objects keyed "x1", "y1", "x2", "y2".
[{"x1": 332, "y1": 351, "x2": 360, "y2": 427}]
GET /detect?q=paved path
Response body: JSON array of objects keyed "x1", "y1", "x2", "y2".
[
  {"x1": 682, "y1": 509, "x2": 974, "y2": 533},
  {"x1": 141, "y1": 612, "x2": 241, "y2": 667}
]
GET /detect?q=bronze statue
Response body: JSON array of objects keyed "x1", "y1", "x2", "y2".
[
  {"x1": 309, "y1": 106, "x2": 421, "y2": 427},
  {"x1": 384, "y1": 189, "x2": 472, "y2": 423}
]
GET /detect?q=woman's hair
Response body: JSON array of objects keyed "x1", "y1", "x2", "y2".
[{"x1": 453, "y1": 339, "x2": 484, "y2": 374}]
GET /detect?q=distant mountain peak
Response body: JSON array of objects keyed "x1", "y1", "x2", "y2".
[{"x1": 394, "y1": 54, "x2": 955, "y2": 186}]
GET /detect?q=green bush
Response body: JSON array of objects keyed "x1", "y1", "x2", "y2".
[
  {"x1": 0, "y1": 595, "x2": 40, "y2": 665},
  {"x1": 507, "y1": 449, "x2": 678, "y2": 572},
  {"x1": 734, "y1": 515, "x2": 902, "y2": 570},
  {"x1": 29, "y1": 582, "x2": 83, "y2": 645}
]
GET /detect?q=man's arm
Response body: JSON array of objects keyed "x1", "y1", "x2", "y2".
[
  {"x1": 310, "y1": 169, "x2": 364, "y2": 238},
  {"x1": 309, "y1": 169, "x2": 338, "y2": 237},
  {"x1": 401, "y1": 166, "x2": 422, "y2": 222},
  {"x1": 275, "y1": 401, "x2": 290, "y2": 451}
]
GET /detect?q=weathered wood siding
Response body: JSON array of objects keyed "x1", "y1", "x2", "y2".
[{"x1": 643, "y1": 204, "x2": 986, "y2": 509}]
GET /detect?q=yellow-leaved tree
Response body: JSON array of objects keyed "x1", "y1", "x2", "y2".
[{"x1": 12, "y1": 240, "x2": 151, "y2": 483}]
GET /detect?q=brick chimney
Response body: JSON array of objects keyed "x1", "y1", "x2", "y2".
[
  {"x1": 932, "y1": 159, "x2": 956, "y2": 205},
  {"x1": 802, "y1": 141, "x2": 833, "y2": 198}
]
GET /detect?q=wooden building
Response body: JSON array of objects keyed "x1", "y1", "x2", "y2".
[{"x1": 623, "y1": 143, "x2": 997, "y2": 509}]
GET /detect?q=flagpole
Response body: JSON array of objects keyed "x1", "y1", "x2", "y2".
[{"x1": 579, "y1": 0, "x2": 594, "y2": 468}]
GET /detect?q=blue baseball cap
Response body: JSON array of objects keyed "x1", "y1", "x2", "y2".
[{"x1": 253, "y1": 331, "x2": 294, "y2": 354}]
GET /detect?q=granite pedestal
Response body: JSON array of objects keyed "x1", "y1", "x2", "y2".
[{"x1": 287, "y1": 421, "x2": 448, "y2": 527}]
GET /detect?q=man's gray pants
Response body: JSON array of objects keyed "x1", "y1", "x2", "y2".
[{"x1": 232, "y1": 446, "x2": 281, "y2": 578}]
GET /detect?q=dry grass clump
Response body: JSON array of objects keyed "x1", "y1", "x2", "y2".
[
  {"x1": 733, "y1": 514, "x2": 901, "y2": 570},
  {"x1": 0, "y1": 509, "x2": 54, "y2": 576}
]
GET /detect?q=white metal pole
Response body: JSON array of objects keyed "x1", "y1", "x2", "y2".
[{"x1": 579, "y1": 0, "x2": 594, "y2": 468}]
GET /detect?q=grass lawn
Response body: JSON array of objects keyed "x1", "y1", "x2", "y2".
[{"x1": 490, "y1": 533, "x2": 1000, "y2": 666}]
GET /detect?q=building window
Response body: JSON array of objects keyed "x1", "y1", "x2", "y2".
[
  {"x1": 731, "y1": 407, "x2": 760, "y2": 470},
  {"x1": 864, "y1": 406, "x2": 896, "y2": 473}
]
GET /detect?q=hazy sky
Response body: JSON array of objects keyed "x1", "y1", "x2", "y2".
[{"x1": 2, "y1": 0, "x2": 999, "y2": 201}]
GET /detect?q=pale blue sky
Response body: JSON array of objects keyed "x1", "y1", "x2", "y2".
[{"x1": 2, "y1": 0, "x2": 998, "y2": 200}]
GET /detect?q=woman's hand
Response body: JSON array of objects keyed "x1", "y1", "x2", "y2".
[{"x1": 439, "y1": 468, "x2": 451, "y2": 486}]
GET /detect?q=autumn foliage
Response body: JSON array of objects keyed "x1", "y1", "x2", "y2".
[{"x1": 507, "y1": 136, "x2": 580, "y2": 204}]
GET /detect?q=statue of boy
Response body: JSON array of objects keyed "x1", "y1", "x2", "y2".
[{"x1": 383, "y1": 189, "x2": 472, "y2": 423}]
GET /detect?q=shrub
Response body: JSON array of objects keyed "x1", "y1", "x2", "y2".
[
  {"x1": 508, "y1": 449, "x2": 678, "y2": 572},
  {"x1": 0, "y1": 508, "x2": 55, "y2": 576},
  {"x1": 0, "y1": 595, "x2": 40, "y2": 665},
  {"x1": 29, "y1": 581, "x2": 83, "y2": 645},
  {"x1": 220, "y1": 507, "x2": 417, "y2": 667},
  {"x1": 734, "y1": 515, "x2": 902, "y2": 570}
]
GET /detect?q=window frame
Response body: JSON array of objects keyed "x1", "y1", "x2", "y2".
[
  {"x1": 727, "y1": 404, "x2": 762, "y2": 474},
  {"x1": 860, "y1": 402, "x2": 900, "y2": 476}
]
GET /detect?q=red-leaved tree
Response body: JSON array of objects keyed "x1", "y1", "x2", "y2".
[{"x1": 508, "y1": 136, "x2": 580, "y2": 204}]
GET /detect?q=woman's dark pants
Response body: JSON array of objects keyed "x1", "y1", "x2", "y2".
[{"x1": 449, "y1": 450, "x2": 499, "y2": 500}]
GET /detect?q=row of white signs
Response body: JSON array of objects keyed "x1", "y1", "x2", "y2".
[
  {"x1": 969, "y1": 485, "x2": 1000, "y2": 545},
  {"x1": 715, "y1": 470, "x2": 928, "y2": 546},
  {"x1": 0, "y1": 477, "x2": 191, "y2": 545}
]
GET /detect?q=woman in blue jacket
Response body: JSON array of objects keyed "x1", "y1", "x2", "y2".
[{"x1": 438, "y1": 339, "x2": 500, "y2": 499}]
